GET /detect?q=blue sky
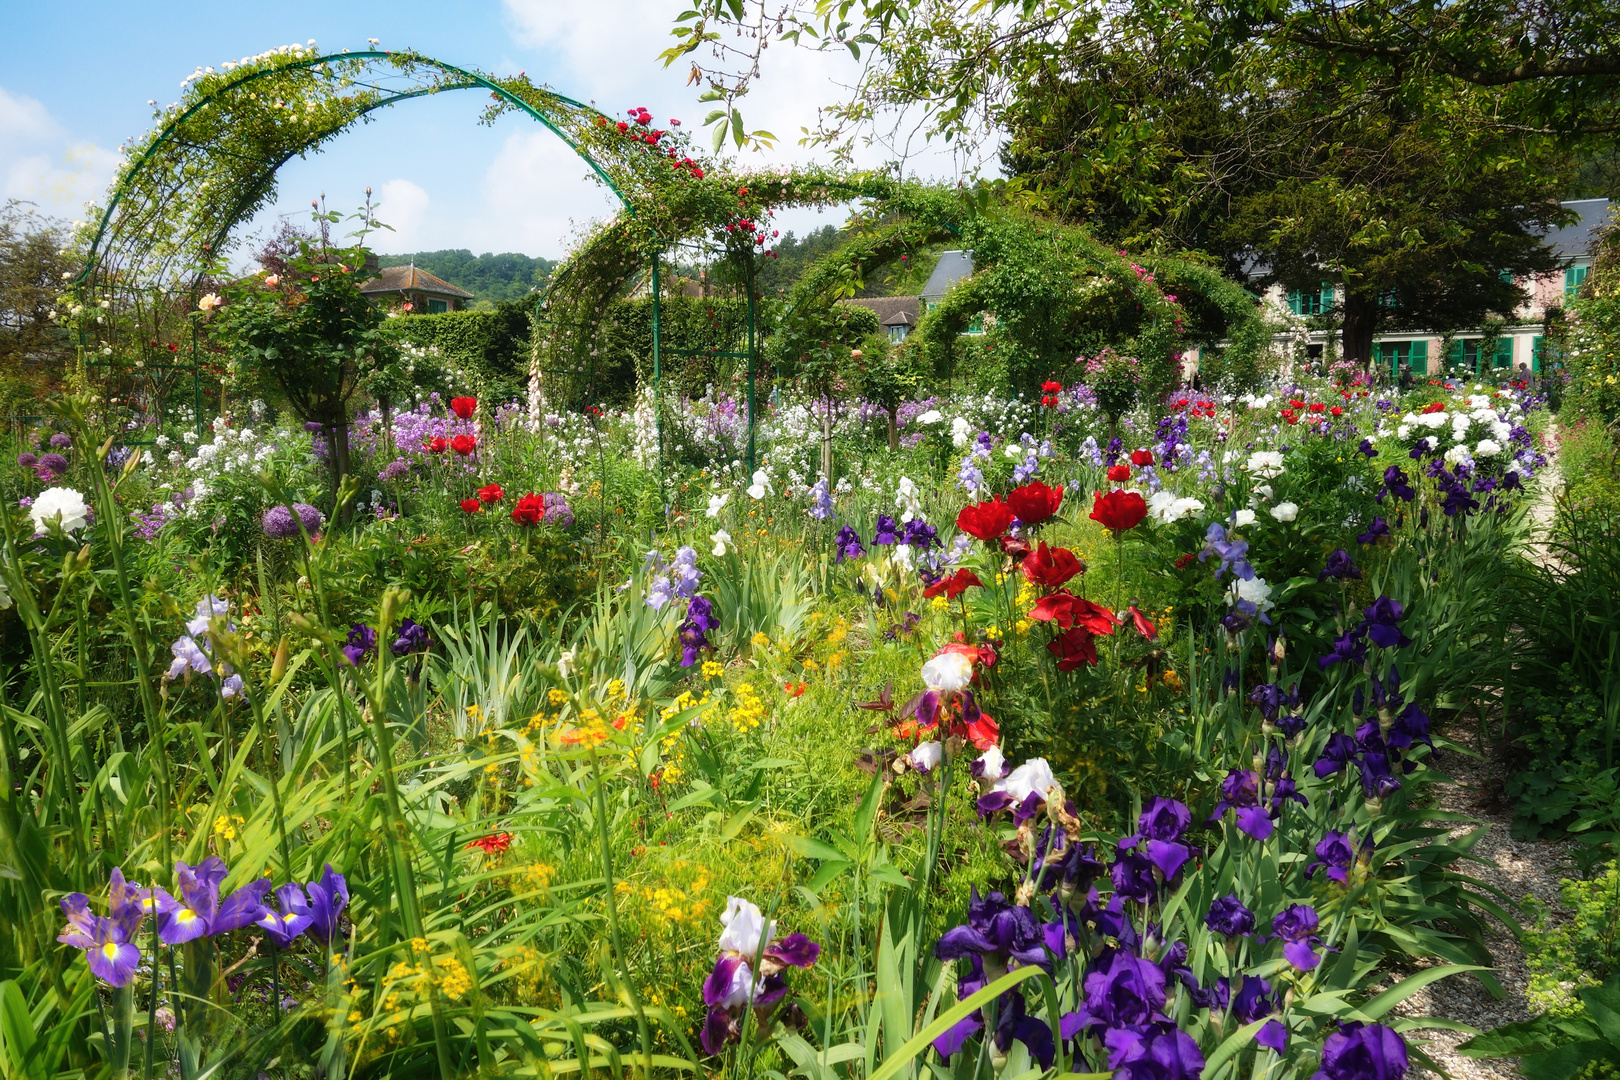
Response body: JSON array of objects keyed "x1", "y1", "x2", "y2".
[{"x1": 1, "y1": 1, "x2": 977, "y2": 260}]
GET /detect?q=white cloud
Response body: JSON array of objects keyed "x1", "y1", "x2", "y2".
[
  {"x1": 375, "y1": 178, "x2": 432, "y2": 249},
  {"x1": 0, "y1": 86, "x2": 120, "y2": 221},
  {"x1": 475, "y1": 130, "x2": 620, "y2": 253}
]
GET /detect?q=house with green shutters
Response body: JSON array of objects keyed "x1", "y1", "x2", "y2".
[{"x1": 1254, "y1": 198, "x2": 1608, "y2": 379}]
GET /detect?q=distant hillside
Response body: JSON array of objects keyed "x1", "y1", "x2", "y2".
[{"x1": 376, "y1": 250, "x2": 556, "y2": 304}]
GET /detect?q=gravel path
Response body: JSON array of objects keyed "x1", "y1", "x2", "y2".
[{"x1": 1398, "y1": 420, "x2": 1574, "y2": 1079}]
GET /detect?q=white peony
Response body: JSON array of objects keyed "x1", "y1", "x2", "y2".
[
  {"x1": 908, "y1": 741, "x2": 943, "y2": 774},
  {"x1": 717, "y1": 896, "x2": 775, "y2": 957},
  {"x1": 951, "y1": 417, "x2": 972, "y2": 448},
  {"x1": 1474, "y1": 439, "x2": 1503, "y2": 458},
  {"x1": 1246, "y1": 451, "x2": 1285, "y2": 479},
  {"x1": 1227, "y1": 574, "x2": 1274, "y2": 612},
  {"x1": 707, "y1": 492, "x2": 730, "y2": 518},
  {"x1": 30, "y1": 487, "x2": 89, "y2": 533},
  {"x1": 1234, "y1": 508, "x2": 1257, "y2": 528},
  {"x1": 1270, "y1": 502, "x2": 1299, "y2": 522},
  {"x1": 1443, "y1": 444, "x2": 1474, "y2": 468},
  {"x1": 1147, "y1": 490, "x2": 1204, "y2": 523},
  {"x1": 711, "y1": 529, "x2": 733, "y2": 556},
  {"x1": 916, "y1": 409, "x2": 944, "y2": 425},
  {"x1": 921, "y1": 651, "x2": 974, "y2": 692}
]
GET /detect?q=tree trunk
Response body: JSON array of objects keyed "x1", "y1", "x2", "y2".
[
  {"x1": 330, "y1": 421, "x2": 353, "y2": 526},
  {"x1": 887, "y1": 404, "x2": 899, "y2": 453},
  {"x1": 1341, "y1": 290, "x2": 1378, "y2": 370},
  {"x1": 820, "y1": 394, "x2": 834, "y2": 482}
]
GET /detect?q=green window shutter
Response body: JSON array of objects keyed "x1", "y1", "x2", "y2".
[
  {"x1": 1494, "y1": 339, "x2": 1513, "y2": 369},
  {"x1": 1412, "y1": 339, "x2": 1428, "y2": 375},
  {"x1": 1498, "y1": 269, "x2": 1514, "y2": 284},
  {"x1": 1531, "y1": 335, "x2": 1543, "y2": 373},
  {"x1": 1320, "y1": 282, "x2": 1335, "y2": 312},
  {"x1": 1286, "y1": 290, "x2": 1302, "y2": 315},
  {"x1": 1447, "y1": 339, "x2": 1463, "y2": 366},
  {"x1": 1566, "y1": 265, "x2": 1590, "y2": 298}
]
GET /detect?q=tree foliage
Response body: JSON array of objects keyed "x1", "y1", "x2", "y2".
[
  {"x1": 0, "y1": 203, "x2": 74, "y2": 413},
  {"x1": 376, "y1": 250, "x2": 556, "y2": 304}
]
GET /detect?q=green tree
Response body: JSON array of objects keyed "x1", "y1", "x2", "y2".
[
  {"x1": 375, "y1": 249, "x2": 556, "y2": 304},
  {"x1": 0, "y1": 202, "x2": 74, "y2": 411}
]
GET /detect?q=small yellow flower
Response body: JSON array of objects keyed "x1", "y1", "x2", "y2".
[
  {"x1": 547, "y1": 688, "x2": 567, "y2": 706},
  {"x1": 751, "y1": 631, "x2": 771, "y2": 650},
  {"x1": 1015, "y1": 619, "x2": 1031, "y2": 636},
  {"x1": 702, "y1": 660, "x2": 725, "y2": 679},
  {"x1": 930, "y1": 595, "x2": 949, "y2": 611}
]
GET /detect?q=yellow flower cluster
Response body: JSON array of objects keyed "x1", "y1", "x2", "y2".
[
  {"x1": 214, "y1": 814, "x2": 244, "y2": 841},
  {"x1": 547, "y1": 688, "x2": 568, "y2": 706},
  {"x1": 751, "y1": 631, "x2": 771, "y2": 651},
  {"x1": 701, "y1": 660, "x2": 725, "y2": 679},
  {"x1": 727, "y1": 682, "x2": 766, "y2": 733}
]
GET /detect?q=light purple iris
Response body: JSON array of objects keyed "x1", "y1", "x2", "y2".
[
  {"x1": 699, "y1": 897, "x2": 820, "y2": 1055},
  {"x1": 58, "y1": 868, "x2": 148, "y2": 987}
]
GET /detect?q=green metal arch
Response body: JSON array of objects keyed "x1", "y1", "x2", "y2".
[{"x1": 78, "y1": 49, "x2": 632, "y2": 287}]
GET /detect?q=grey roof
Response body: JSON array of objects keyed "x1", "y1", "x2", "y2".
[
  {"x1": 841, "y1": 295, "x2": 921, "y2": 326},
  {"x1": 1546, "y1": 198, "x2": 1611, "y2": 259},
  {"x1": 358, "y1": 265, "x2": 475, "y2": 300},
  {"x1": 922, "y1": 250, "x2": 974, "y2": 300}
]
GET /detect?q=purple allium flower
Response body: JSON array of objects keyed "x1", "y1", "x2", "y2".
[
  {"x1": 378, "y1": 457, "x2": 412, "y2": 482},
  {"x1": 391, "y1": 618, "x2": 429, "y2": 656},
  {"x1": 304, "y1": 421, "x2": 324, "y2": 432},
  {"x1": 1204, "y1": 894, "x2": 1255, "y2": 938},
  {"x1": 1315, "y1": 1022, "x2": 1408, "y2": 1080},
  {"x1": 1269, "y1": 904, "x2": 1324, "y2": 971},
  {"x1": 38, "y1": 452, "x2": 68, "y2": 474},
  {"x1": 542, "y1": 492, "x2": 574, "y2": 527},
  {"x1": 262, "y1": 503, "x2": 325, "y2": 539},
  {"x1": 342, "y1": 624, "x2": 377, "y2": 667},
  {"x1": 49, "y1": 433, "x2": 72, "y2": 448},
  {"x1": 16, "y1": 452, "x2": 36, "y2": 467}
]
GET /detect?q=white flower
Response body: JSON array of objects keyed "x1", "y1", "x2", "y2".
[
  {"x1": 1443, "y1": 444, "x2": 1474, "y2": 468},
  {"x1": 1474, "y1": 439, "x2": 1503, "y2": 458},
  {"x1": 951, "y1": 417, "x2": 972, "y2": 448},
  {"x1": 1417, "y1": 412, "x2": 1448, "y2": 430},
  {"x1": 1252, "y1": 483, "x2": 1273, "y2": 503},
  {"x1": 908, "y1": 741, "x2": 943, "y2": 774},
  {"x1": 1234, "y1": 508, "x2": 1257, "y2": 528},
  {"x1": 895, "y1": 477, "x2": 923, "y2": 522},
  {"x1": 30, "y1": 487, "x2": 89, "y2": 533},
  {"x1": 1397, "y1": 424, "x2": 1412, "y2": 440},
  {"x1": 995, "y1": 758, "x2": 1060, "y2": 806},
  {"x1": 891, "y1": 544, "x2": 916, "y2": 572},
  {"x1": 1227, "y1": 574, "x2": 1274, "y2": 612},
  {"x1": 264, "y1": 274, "x2": 280, "y2": 287},
  {"x1": 1146, "y1": 491, "x2": 1205, "y2": 523},
  {"x1": 1003, "y1": 444, "x2": 1025, "y2": 461},
  {"x1": 1270, "y1": 502, "x2": 1299, "y2": 522},
  {"x1": 974, "y1": 746, "x2": 1007, "y2": 782},
  {"x1": 557, "y1": 648, "x2": 576, "y2": 677},
  {"x1": 711, "y1": 529, "x2": 732, "y2": 556},
  {"x1": 746, "y1": 470, "x2": 771, "y2": 500},
  {"x1": 921, "y1": 651, "x2": 973, "y2": 693},
  {"x1": 1246, "y1": 451, "x2": 1285, "y2": 479},
  {"x1": 196, "y1": 293, "x2": 222, "y2": 313},
  {"x1": 717, "y1": 896, "x2": 775, "y2": 957},
  {"x1": 707, "y1": 492, "x2": 730, "y2": 518},
  {"x1": 916, "y1": 409, "x2": 943, "y2": 425}
]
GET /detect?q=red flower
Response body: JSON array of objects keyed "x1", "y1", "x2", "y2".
[
  {"x1": 923, "y1": 568, "x2": 983, "y2": 600},
  {"x1": 999, "y1": 535, "x2": 1032, "y2": 561},
  {"x1": 960, "y1": 709, "x2": 1000, "y2": 751},
  {"x1": 1021, "y1": 541, "x2": 1085, "y2": 587},
  {"x1": 478, "y1": 483, "x2": 504, "y2": 504},
  {"x1": 451, "y1": 434, "x2": 477, "y2": 456},
  {"x1": 956, "y1": 498, "x2": 1015, "y2": 541},
  {"x1": 425, "y1": 437, "x2": 447, "y2": 454},
  {"x1": 941, "y1": 636, "x2": 998, "y2": 670},
  {"x1": 468, "y1": 833, "x2": 512, "y2": 855},
  {"x1": 1007, "y1": 481, "x2": 1064, "y2": 526},
  {"x1": 1130, "y1": 449, "x2": 1154, "y2": 466},
  {"x1": 1308, "y1": 402, "x2": 1326, "y2": 414},
  {"x1": 511, "y1": 492, "x2": 545, "y2": 526},
  {"x1": 1127, "y1": 604, "x2": 1158, "y2": 640},
  {"x1": 1330, "y1": 406, "x2": 1343, "y2": 416},
  {"x1": 1041, "y1": 380, "x2": 1062, "y2": 393},
  {"x1": 1284, "y1": 415, "x2": 1299, "y2": 425},
  {"x1": 1047, "y1": 626, "x2": 1100, "y2": 671},
  {"x1": 1174, "y1": 552, "x2": 1197, "y2": 569},
  {"x1": 1106, "y1": 464, "x2": 1131, "y2": 482},
  {"x1": 784, "y1": 681, "x2": 807, "y2": 698},
  {"x1": 1089, "y1": 488, "x2": 1148, "y2": 532},
  {"x1": 450, "y1": 396, "x2": 478, "y2": 419},
  {"x1": 460, "y1": 498, "x2": 482, "y2": 514}
]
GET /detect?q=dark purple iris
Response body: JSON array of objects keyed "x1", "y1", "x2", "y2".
[
  {"x1": 1318, "y1": 629, "x2": 1368, "y2": 669},
  {"x1": 1379, "y1": 465, "x2": 1415, "y2": 503},
  {"x1": 255, "y1": 884, "x2": 314, "y2": 947},
  {"x1": 1061, "y1": 947, "x2": 1170, "y2": 1036},
  {"x1": 1228, "y1": 975, "x2": 1287, "y2": 1052},
  {"x1": 391, "y1": 618, "x2": 430, "y2": 656},
  {"x1": 1355, "y1": 749, "x2": 1402, "y2": 799},
  {"x1": 700, "y1": 929, "x2": 819, "y2": 1055},
  {"x1": 1306, "y1": 830, "x2": 1359, "y2": 883},
  {"x1": 1274, "y1": 714, "x2": 1307, "y2": 738},
  {"x1": 1117, "y1": 797, "x2": 1197, "y2": 882},
  {"x1": 156, "y1": 857, "x2": 272, "y2": 945},
  {"x1": 1362, "y1": 596, "x2": 1410, "y2": 649},
  {"x1": 1319, "y1": 548, "x2": 1362, "y2": 581},
  {"x1": 1316, "y1": 1022, "x2": 1409, "y2": 1080},
  {"x1": 1269, "y1": 904, "x2": 1324, "y2": 971},
  {"x1": 900, "y1": 518, "x2": 939, "y2": 549},
  {"x1": 1313, "y1": 733, "x2": 1359, "y2": 778},
  {"x1": 1386, "y1": 702, "x2": 1433, "y2": 753},
  {"x1": 1205, "y1": 894, "x2": 1255, "y2": 938},
  {"x1": 678, "y1": 597, "x2": 720, "y2": 667},
  {"x1": 1357, "y1": 438, "x2": 1376, "y2": 457},
  {"x1": 871, "y1": 514, "x2": 899, "y2": 545},
  {"x1": 342, "y1": 624, "x2": 378, "y2": 667},
  {"x1": 934, "y1": 888, "x2": 1064, "y2": 971},
  {"x1": 1100, "y1": 1021, "x2": 1204, "y2": 1080},
  {"x1": 1210, "y1": 770, "x2": 1272, "y2": 840},
  {"x1": 1356, "y1": 516, "x2": 1391, "y2": 545},
  {"x1": 833, "y1": 525, "x2": 865, "y2": 563}
]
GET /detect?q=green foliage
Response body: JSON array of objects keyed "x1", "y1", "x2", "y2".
[
  {"x1": 381, "y1": 300, "x2": 534, "y2": 403},
  {"x1": 1461, "y1": 975, "x2": 1620, "y2": 1079},
  {"x1": 376, "y1": 249, "x2": 555, "y2": 304},
  {"x1": 0, "y1": 202, "x2": 74, "y2": 411}
]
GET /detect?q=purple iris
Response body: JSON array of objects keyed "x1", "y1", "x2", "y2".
[
  {"x1": 990, "y1": 991, "x2": 1055, "y2": 1069},
  {"x1": 678, "y1": 596, "x2": 720, "y2": 667},
  {"x1": 1356, "y1": 516, "x2": 1391, "y2": 545},
  {"x1": 158, "y1": 857, "x2": 272, "y2": 944},
  {"x1": 700, "y1": 928, "x2": 819, "y2": 1055},
  {"x1": 342, "y1": 624, "x2": 378, "y2": 667},
  {"x1": 1378, "y1": 465, "x2": 1415, "y2": 503},
  {"x1": 1198, "y1": 523, "x2": 1254, "y2": 581},
  {"x1": 1209, "y1": 770, "x2": 1273, "y2": 840},
  {"x1": 1306, "y1": 831, "x2": 1360, "y2": 883},
  {"x1": 1313, "y1": 733, "x2": 1359, "y2": 778},
  {"x1": 59, "y1": 868, "x2": 147, "y2": 987},
  {"x1": 1061, "y1": 947, "x2": 1170, "y2": 1036},
  {"x1": 391, "y1": 618, "x2": 430, "y2": 656},
  {"x1": 1357, "y1": 438, "x2": 1376, "y2": 458},
  {"x1": 1228, "y1": 975, "x2": 1287, "y2": 1052},
  {"x1": 934, "y1": 888, "x2": 1064, "y2": 972},
  {"x1": 1247, "y1": 681, "x2": 1298, "y2": 721},
  {"x1": 1101, "y1": 1022, "x2": 1204, "y2": 1080},
  {"x1": 1361, "y1": 596, "x2": 1410, "y2": 649},
  {"x1": 1117, "y1": 797, "x2": 1197, "y2": 882},
  {"x1": 1355, "y1": 748, "x2": 1403, "y2": 799},
  {"x1": 1316, "y1": 1021, "x2": 1408, "y2": 1080},
  {"x1": 304, "y1": 864, "x2": 350, "y2": 945},
  {"x1": 255, "y1": 884, "x2": 314, "y2": 947},
  {"x1": 1269, "y1": 904, "x2": 1325, "y2": 971},
  {"x1": 1319, "y1": 548, "x2": 1361, "y2": 581},
  {"x1": 1318, "y1": 629, "x2": 1369, "y2": 670},
  {"x1": 1204, "y1": 894, "x2": 1255, "y2": 938},
  {"x1": 833, "y1": 525, "x2": 865, "y2": 563},
  {"x1": 900, "y1": 518, "x2": 939, "y2": 549},
  {"x1": 1387, "y1": 702, "x2": 1433, "y2": 754},
  {"x1": 871, "y1": 514, "x2": 899, "y2": 545}
]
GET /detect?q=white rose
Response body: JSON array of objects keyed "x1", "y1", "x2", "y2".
[
  {"x1": 1270, "y1": 501, "x2": 1299, "y2": 522},
  {"x1": 30, "y1": 487, "x2": 89, "y2": 533}
]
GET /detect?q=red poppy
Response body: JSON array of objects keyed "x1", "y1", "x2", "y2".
[
  {"x1": 1038, "y1": 593, "x2": 1121, "y2": 635},
  {"x1": 450, "y1": 396, "x2": 478, "y2": 419},
  {"x1": 1329, "y1": 406, "x2": 1343, "y2": 416},
  {"x1": 478, "y1": 483, "x2": 504, "y2": 504},
  {"x1": 1106, "y1": 464, "x2": 1131, "y2": 482},
  {"x1": 923, "y1": 568, "x2": 983, "y2": 600},
  {"x1": 1041, "y1": 380, "x2": 1063, "y2": 394},
  {"x1": 1021, "y1": 541, "x2": 1085, "y2": 587},
  {"x1": 1130, "y1": 449, "x2": 1154, "y2": 467},
  {"x1": 999, "y1": 535, "x2": 1032, "y2": 561},
  {"x1": 1127, "y1": 604, "x2": 1158, "y2": 640},
  {"x1": 1289, "y1": 398, "x2": 1306, "y2": 409},
  {"x1": 1308, "y1": 402, "x2": 1326, "y2": 414},
  {"x1": 1089, "y1": 488, "x2": 1148, "y2": 532},
  {"x1": 1283, "y1": 415, "x2": 1299, "y2": 425},
  {"x1": 467, "y1": 833, "x2": 512, "y2": 855},
  {"x1": 1047, "y1": 626, "x2": 1100, "y2": 671},
  {"x1": 451, "y1": 434, "x2": 477, "y2": 456},
  {"x1": 784, "y1": 681, "x2": 807, "y2": 698},
  {"x1": 460, "y1": 498, "x2": 482, "y2": 514},
  {"x1": 959, "y1": 709, "x2": 1000, "y2": 751},
  {"x1": 511, "y1": 492, "x2": 545, "y2": 526},
  {"x1": 1007, "y1": 480, "x2": 1064, "y2": 526},
  {"x1": 956, "y1": 498, "x2": 1015, "y2": 541},
  {"x1": 425, "y1": 437, "x2": 447, "y2": 454}
]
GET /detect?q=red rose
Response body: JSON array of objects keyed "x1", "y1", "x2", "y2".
[
  {"x1": 460, "y1": 498, "x2": 481, "y2": 514},
  {"x1": 426, "y1": 437, "x2": 447, "y2": 454},
  {"x1": 1127, "y1": 604, "x2": 1158, "y2": 640},
  {"x1": 956, "y1": 498, "x2": 1015, "y2": 541},
  {"x1": 510, "y1": 492, "x2": 545, "y2": 526},
  {"x1": 1130, "y1": 449, "x2": 1154, "y2": 466},
  {"x1": 1047, "y1": 626, "x2": 1100, "y2": 671},
  {"x1": 1106, "y1": 464, "x2": 1131, "y2": 482},
  {"x1": 1021, "y1": 541, "x2": 1085, "y2": 587},
  {"x1": 451, "y1": 434, "x2": 477, "y2": 456},
  {"x1": 923, "y1": 568, "x2": 983, "y2": 600},
  {"x1": 478, "y1": 483, "x2": 504, "y2": 504},
  {"x1": 1007, "y1": 481, "x2": 1064, "y2": 526},
  {"x1": 450, "y1": 396, "x2": 477, "y2": 419},
  {"x1": 1089, "y1": 488, "x2": 1148, "y2": 532}
]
